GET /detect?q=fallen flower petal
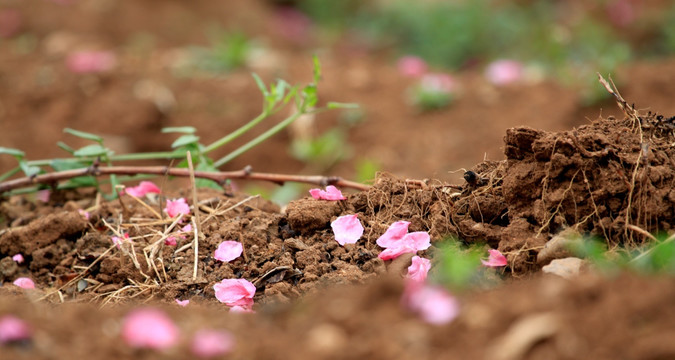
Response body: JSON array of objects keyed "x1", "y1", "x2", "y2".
[
  {"x1": 378, "y1": 244, "x2": 418, "y2": 261},
  {"x1": 125, "y1": 181, "x2": 161, "y2": 198},
  {"x1": 404, "y1": 282, "x2": 459, "y2": 325},
  {"x1": 0, "y1": 315, "x2": 31, "y2": 344},
  {"x1": 331, "y1": 214, "x2": 364, "y2": 246},
  {"x1": 12, "y1": 254, "x2": 24, "y2": 264},
  {"x1": 181, "y1": 224, "x2": 192, "y2": 233},
  {"x1": 165, "y1": 198, "x2": 190, "y2": 218},
  {"x1": 191, "y1": 329, "x2": 235, "y2": 358},
  {"x1": 36, "y1": 189, "x2": 50, "y2": 203},
  {"x1": 121, "y1": 308, "x2": 179, "y2": 350},
  {"x1": 485, "y1": 59, "x2": 523, "y2": 86},
  {"x1": 112, "y1": 233, "x2": 130, "y2": 249},
  {"x1": 376, "y1": 221, "x2": 411, "y2": 248},
  {"x1": 66, "y1": 50, "x2": 117, "y2": 74},
  {"x1": 309, "y1": 185, "x2": 346, "y2": 201},
  {"x1": 404, "y1": 231, "x2": 431, "y2": 251},
  {"x1": 12, "y1": 277, "x2": 35, "y2": 289},
  {"x1": 481, "y1": 249, "x2": 508, "y2": 267},
  {"x1": 78, "y1": 209, "x2": 90, "y2": 220},
  {"x1": 175, "y1": 299, "x2": 190, "y2": 307},
  {"x1": 214, "y1": 241, "x2": 243, "y2": 263},
  {"x1": 407, "y1": 256, "x2": 431, "y2": 283},
  {"x1": 377, "y1": 228, "x2": 431, "y2": 261},
  {"x1": 164, "y1": 237, "x2": 177, "y2": 246},
  {"x1": 213, "y1": 279, "x2": 256, "y2": 309},
  {"x1": 397, "y1": 55, "x2": 428, "y2": 78}
]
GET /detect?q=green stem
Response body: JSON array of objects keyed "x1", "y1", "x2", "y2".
[
  {"x1": 0, "y1": 166, "x2": 20, "y2": 182},
  {"x1": 214, "y1": 110, "x2": 303, "y2": 168},
  {"x1": 203, "y1": 111, "x2": 268, "y2": 154}
]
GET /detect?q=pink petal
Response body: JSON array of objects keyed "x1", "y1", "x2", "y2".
[
  {"x1": 376, "y1": 221, "x2": 411, "y2": 248},
  {"x1": 12, "y1": 254, "x2": 24, "y2": 264},
  {"x1": 112, "y1": 233, "x2": 130, "y2": 249},
  {"x1": 164, "y1": 198, "x2": 190, "y2": 218},
  {"x1": 125, "y1": 181, "x2": 161, "y2": 197},
  {"x1": 175, "y1": 299, "x2": 190, "y2": 307},
  {"x1": 420, "y1": 73, "x2": 455, "y2": 93},
  {"x1": 397, "y1": 56, "x2": 428, "y2": 78},
  {"x1": 121, "y1": 308, "x2": 179, "y2": 350},
  {"x1": 191, "y1": 329, "x2": 235, "y2": 358},
  {"x1": 485, "y1": 60, "x2": 523, "y2": 86},
  {"x1": 12, "y1": 277, "x2": 35, "y2": 289},
  {"x1": 164, "y1": 237, "x2": 177, "y2": 246},
  {"x1": 403, "y1": 282, "x2": 459, "y2": 325},
  {"x1": 309, "y1": 185, "x2": 346, "y2": 200},
  {"x1": 181, "y1": 224, "x2": 192, "y2": 233},
  {"x1": 378, "y1": 244, "x2": 417, "y2": 261},
  {"x1": 213, "y1": 279, "x2": 256, "y2": 308},
  {"x1": 481, "y1": 249, "x2": 508, "y2": 267},
  {"x1": 36, "y1": 189, "x2": 50, "y2": 203},
  {"x1": 66, "y1": 50, "x2": 117, "y2": 74},
  {"x1": 407, "y1": 256, "x2": 431, "y2": 283},
  {"x1": 78, "y1": 209, "x2": 90, "y2": 220},
  {"x1": 404, "y1": 231, "x2": 431, "y2": 251},
  {"x1": 0, "y1": 315, "x2": 31, "y2": 344},
  {"x1": 214, "y1": 241, "x2": 243, "y2": 263},
  {"x1": 331, "y1": 214, "x2": 364, "y2": 246}
]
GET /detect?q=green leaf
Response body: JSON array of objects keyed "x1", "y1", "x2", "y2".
[
  {"x1": 0, "y1": 147, "x2": 25, "y2": 158},
  {"x1": 327, "y1": 102, "x2": 359, "y2": 109},
  {"x1": 64, "y1": 128, "x2": 103, "y2": 143},
  {"x1": 73, "y1": 144, "x2": 110, "y2": 157},
  {"x1": 19, "y1": 161, "x2": 41, "y2": 177},
  {"x1": 65, "y1": 176, "x2": 98, "y2": 187},
  {"x1": 251, "y1": 73, "x2": 269, "y2": 97},
  {"x1": 162, "y1": 126, "x2": 197, "y2": 134},
  {"x1": 171, "y1": 134, "x2": 200, "y2": 149},
  {"x1": 56, "y1": 142, "x2": 76, "y2": 154},
  {"x1": 302, "y1": 84, "x2": 318, "y2": 109},
  {"x1": 312, "y1": 55, "x2": 322, "y2": 84},
  {"x1": 195, "y1": 162, "x2": 222, "y2": 190},
  {"x1": 50, "y1": 159, "x2": 89, "y2": 171}
]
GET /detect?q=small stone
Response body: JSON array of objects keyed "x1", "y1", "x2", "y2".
[
  {"x1": 537, "y1": 229, "x2": 581, "y2": 265},
  {"x1": 542, "y1": 257, "x2": 586, "y2": 279}
]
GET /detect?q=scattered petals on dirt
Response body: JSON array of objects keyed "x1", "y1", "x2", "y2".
[
  {"x1": 397, "y1": 55, "x2": 428, "y2": 78},
  {"x1": 12, "y1": 277, "x2": 35, "y2": 289},
  {"x1": 330, "y1": 214, "x2": 364, "y2": 246},
  {"x1": 175, "y1": 299, "x2": 190, "y2": 307},
  {"x1": 403, "y1": 282, "x2": 460, "y2": 325},
  {"x1": 36, "y1": 189, "x2": 50, "y2": 203},
  {"x1": 191, "y1": 329, "x2": 235, "y2": 358},
  {"x1": 0, "y1": 315, "x2": 31, "y2": 344},
  {"x1": 111, "y1": 233, "x2": 130, "y2": 249},
  {"x1": 213, "y1": 279, "x2": 256, "y2": 309},
  {"x1": 481, "y1": 249, "x2": 508, "y2": 267},
  {"x1": 214, "y1": 241, "x2": 243, "y2": 263},
  {"x1": 164, "y1": 198, "x2": 190, "y2": 218},
  {"x1": 309, "y1": 185, "x2": 346, "y2": 200},
  {"x1": 378, "y1": 231, "x2": 431, "y2": 261},
  {"x1": 376, "y1": 220, "x2": 411, "y2": 248},
  {"x1": 121, "y1": 308, "x2": 180, "y2": 350},
  {"x1": 77, "y1": 209, "x2": 90, "y2": 220},
  {"x1": 11, "y1": 254, "x2": 23, "y2": 264},
  {"x1": 407, "y1": 256, "x2": 431, "y2": 283},
  {"x1": 124, "y1": 181, "x2": 161, "y2": 197},
  {"x1": 164, "y1": 236, "x2": 177, "y2": 246},
  {"x1": 65, "y1": 50, "x2": 117, "y2": 74},
  {"x1": 181, "y1": 224, "x2": 192, "y2": 233}
]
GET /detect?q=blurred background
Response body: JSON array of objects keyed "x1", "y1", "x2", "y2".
[{"x1": 1, "y1": 0, "x2": 675, "y2": 202}]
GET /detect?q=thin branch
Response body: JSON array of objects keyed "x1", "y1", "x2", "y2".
[{"x1": 0, "y1": 165, "x2": 371, "y2": 193}]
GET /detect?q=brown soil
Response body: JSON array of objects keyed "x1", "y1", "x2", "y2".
[{"x1": 2, "y1": 1, "x2": 675, "y2": 359}]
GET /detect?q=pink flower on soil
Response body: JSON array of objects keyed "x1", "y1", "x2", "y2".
[
  {"x1": 213, "y1": 279, "x2": 256, "y2": 309},
  {"x1": 407, "y1": 256, "x2": 431, "y2": 283},
  {"x1": 12, "y1": 277, "x2": 35, "y2": 289},
  {"x1": 12, "y1": 254, "x2": 24, "y2": 264},
  {"x1": 121, "y1": 308, "x2": 179, "y2": 350},
  {"x1": 175, "y1": 299, "x2": 190, "y2": 307},
  {"x1": 112, "y1": 233, "x2": 130, "y2": 249},
  {"x1": 376, "y1": 221, "x2": 411, "y2": 248},
  {"x1": 481, "y1": 249, "x2": 507, "y2": 267},
  {"x1": 78, "y1": 209, "x2": 90, "y2": 220},
  {"x1": 214, "y1": 241, "x2": 243, "y2": 263},
  {"x1": 66, "y1": 50, "x2": 117, "y2": 74},
  {"x1": 403, "y1": 282, "x2": 460, "y2": 325},
  {"x1": 309, "y1": 185, "x2": 346, "y2": 201},
  {"x1": 164, "y1": 198, "x2": 190, "y2": 218},
  {"x1": 164, "y1": 237, "x2": 177, "y2": 246},
  {"x1": 376, "y1": 221, "x2": 431, "y2": 261},
  {"x1": 485, "y1": 60, "x2": 523, "y2": 86},
  {"x1": 398, "y1": 56, "x2": 428, "y2": 78},
  {"x1": 125, "y1": 181, "x2": 161, "y2": 197},
  {"x1": 36, "y1": 189, "x2": 50, "y2": 203},
  {"x1": 191, "y1": 329, "x2": 235, "y2": 358},
  {"x1": 181, "y1": 224, "x2": 192, "y2": 233},
  {"x1": 331, "y1": 214, "x2": 364, "y2": 246},
  {"x1": 0, "y1": 315, "x2": 31, "y2": 344}
]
